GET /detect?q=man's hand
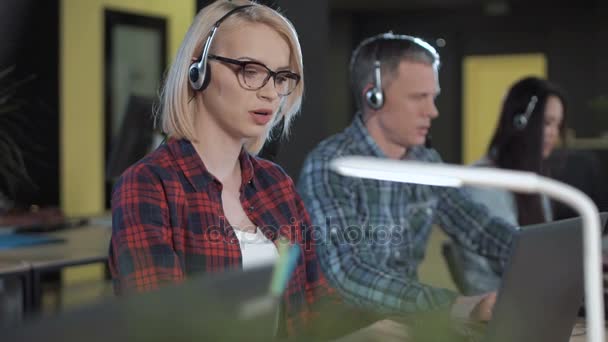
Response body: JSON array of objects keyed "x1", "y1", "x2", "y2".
[{"x1": 451, "y1": 292, "x2": 497, "y2": 321}]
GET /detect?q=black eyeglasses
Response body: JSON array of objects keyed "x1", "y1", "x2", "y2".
[{"x1": 208, "y1": 54, "x2": 301, "y2": 96}]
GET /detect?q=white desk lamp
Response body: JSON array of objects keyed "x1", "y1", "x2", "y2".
[{"x1": 330, "y1": 156, "x2": 604, "y2": 342}]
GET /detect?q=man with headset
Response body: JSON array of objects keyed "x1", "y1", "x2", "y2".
[{"x1": 297, "y1": 33, "x2": 517, "y2": 322}]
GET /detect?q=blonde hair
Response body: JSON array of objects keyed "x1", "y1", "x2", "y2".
[{"x1": 157, "y1": 0, "x2": 303, "y2": 154}]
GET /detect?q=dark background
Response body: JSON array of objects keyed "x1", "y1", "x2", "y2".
[{"x1": 2, "y1": 0, "x2": 608, "y2": 210}]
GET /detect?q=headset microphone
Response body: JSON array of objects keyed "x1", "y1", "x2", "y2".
[{"x1": 425, "y1": 134, "x2": 432, "y2": 148}]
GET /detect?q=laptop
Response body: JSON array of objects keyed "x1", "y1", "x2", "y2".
[
  {"x1": 5, "y1": 265, "x2": 279, "y2": 342},
  {"x1": 463, "y1": 212, "x2": 608, "y2": 342}
]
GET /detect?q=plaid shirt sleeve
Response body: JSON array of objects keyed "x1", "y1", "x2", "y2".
[
  {"x1": 297, "y1": 155, "x2": 457, "y2": 315},
  {"x1": 108, "y1": 164, "x2": 184, "y2": 294},
  {"x1": 435, "y1": 185, "x2": 515, "y2": 272},
  {"x1": 416, "y1": 148, "x2": 515, "y2": 274}
]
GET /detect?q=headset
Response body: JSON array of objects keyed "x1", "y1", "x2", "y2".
[
  {"x1": 366, "y1": 60, "x2": 384, "y2": 110},
  {"x1": 188, "y1": 4, "x2": 255, "y2": 91},
  {"x1": 513, "y1": 95, "x2": 538, "y2": 130},
  {"x1": 359, "y1": 33, "x2": 439, "y2": 110}
]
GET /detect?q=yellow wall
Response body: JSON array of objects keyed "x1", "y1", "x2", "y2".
[
  {"x1": 418, "y1": 227, "x2": 457, "y2": 291},
  {"x1": 60, "y1": 0, "x2": 194, "y2": 216},
  {"x1": 462, "y1": 54, "x2": 547, "y2": 164}
]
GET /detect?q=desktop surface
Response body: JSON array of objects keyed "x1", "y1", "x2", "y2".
[{"x1": 0, "y1": 224, "x2": 110, "y2": 269}]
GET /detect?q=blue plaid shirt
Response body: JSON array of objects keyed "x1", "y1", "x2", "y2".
[{"x1": 297, "y1": 114, "x2": 516, "y2": 315}]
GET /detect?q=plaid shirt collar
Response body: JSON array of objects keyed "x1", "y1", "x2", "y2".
[
  {"x1": 347, "y1": 112, "x2": 388, "y2": 158},
  {"x1": 347, "y1": 112, "x2": 427, "y2": 160},
  {"x1": 167, "y1": 138, "x2": 255, "y2": 192}
]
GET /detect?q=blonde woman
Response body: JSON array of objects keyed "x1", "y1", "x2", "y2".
[{"x1": 109, "y1": 0, "x2": 340, "y2": 336}]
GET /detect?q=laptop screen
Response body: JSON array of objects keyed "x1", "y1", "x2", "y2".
[{"x1": 485, "y1": 212, "x2": 608, "y2": 342}]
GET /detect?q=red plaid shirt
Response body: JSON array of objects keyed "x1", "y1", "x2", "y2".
[{"x1": 109, "y1": 138, "x2": 337, "y2": 335}]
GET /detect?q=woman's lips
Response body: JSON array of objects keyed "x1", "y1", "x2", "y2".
[{"x1": 249, "y1": 110, "x2": 272, "y2": 125}]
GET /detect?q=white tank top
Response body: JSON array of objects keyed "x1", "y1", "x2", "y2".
[{"x1": 232, "y1": 228, "x2": 279, "y2": 270}]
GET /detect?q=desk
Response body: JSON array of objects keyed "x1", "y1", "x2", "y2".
[
  {"x1": 0, "y1": 261, "x2": 31, "y2": 325},
  {"x1": 0, "y1": 261, "x2": 30, "y2": 277},
  {"x1": 569, "y1": 320, "x2": 608, "y2": 342},
  {"x1": 0, "y1": 224, "x2": 111, "y2": 312},
  {"x1": 334, "y1": 319, "x2": 607, "y2": 342}
]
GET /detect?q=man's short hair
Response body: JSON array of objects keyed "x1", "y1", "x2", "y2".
[{"x1": 350, "y1": 33, "x2": 440, "y2": 110}]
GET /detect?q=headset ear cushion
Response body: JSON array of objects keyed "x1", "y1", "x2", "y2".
[
  {"x1": 189, "y1": 65, "x2": 200, "y2": 84},
  {"x1": 366, "y1": 89, "x2": 375, "y2": 106},
  {"x1": 513, "y1": 114, "x2": 527, "y2": 130},
  {"x1": 200, "y1": 63, "x2": 212, "y2": 91},
  {"x1": 365, "y1": 88, "x2": 383, "y2": 109}
]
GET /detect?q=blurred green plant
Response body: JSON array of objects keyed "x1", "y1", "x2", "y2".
[
  {"x1": 0, "y1": 65, "x2": 37, "y2": 205},
  {"x1": 588, "y1": 95, "x2": 608, "y2": 136},
  {"x1": 588, "y1": 95, "x2": 608, "y2": 113}
]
